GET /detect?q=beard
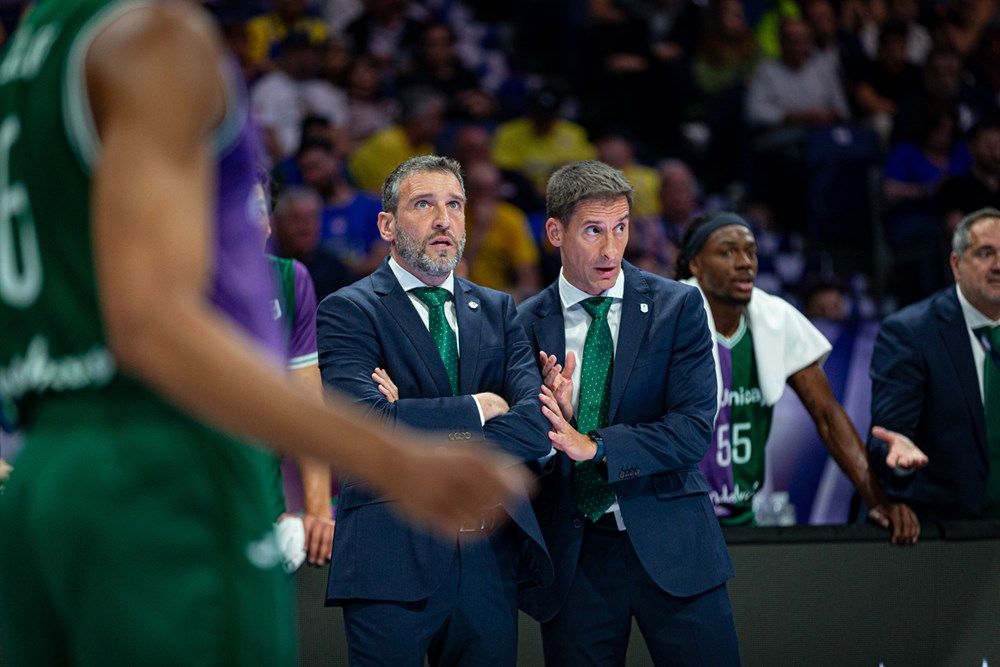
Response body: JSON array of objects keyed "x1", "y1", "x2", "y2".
[{"x1": 394, "y1": 227, "x2": 466, "y2": 277}]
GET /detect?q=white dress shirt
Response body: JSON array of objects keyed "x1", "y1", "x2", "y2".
[
  {"x1": 387, "y1": 257, "x2": 484, "y2": 423},
  {"x1": 557, "y1": 268, "x2": 626, "y2": 525},
  {"x1": 956, "y1": 285, "x2": 1000, "y2": 404}
]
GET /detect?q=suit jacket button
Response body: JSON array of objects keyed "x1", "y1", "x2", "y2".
[{"x1": 572, "y1": 518, "x2": 583, "y2": 529}]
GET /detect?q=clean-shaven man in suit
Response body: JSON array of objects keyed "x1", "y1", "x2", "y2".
[
  {"x1": 869, "y1": 207, "x2": 1000, "y2": 519},
  {"x1": 515, "y1": 161, "x2": 739, "y2": 665},
  {"x1": 317, "y1": 155, "x2": 553, "y2": 666}
]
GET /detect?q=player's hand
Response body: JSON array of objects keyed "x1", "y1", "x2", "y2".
[
  {"x1": 0, "y1": 458, "x2": 11, "y2": 483},
  {"x1": 539, "y1": 350, "x2": 575, "y2": 421},
  {"x1": 871, "y1": 426, "x2": 929, "y2": 470},
  {"x1": 386, "y1": 443, "x2": 531, "y2": 538},
  {"x1": 539, "y1": 385, "x2": 597, "y2": 462},
  {"x1": 301, "y1": 512, "x2": 335, "y2": 566},
  {"x1": 868, "y1": 502, "x2": 921, "y2": 546},
  {"x1": 372, "y1": 367, "x2": 399, "y2": 403}
]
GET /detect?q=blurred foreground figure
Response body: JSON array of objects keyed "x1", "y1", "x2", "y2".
[{"x1": 0, "y1": 3, "x2": 526, "y2": 664}]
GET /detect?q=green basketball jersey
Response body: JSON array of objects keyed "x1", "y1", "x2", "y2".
[{"x1": 0, "y1": 1, "x2": 124, "y2": 424}]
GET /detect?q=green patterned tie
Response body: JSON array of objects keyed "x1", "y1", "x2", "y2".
[
  {"x1": 980, "y1": 325, "x2": 1000, "y2": 518},
  {"x1": 410, "y1": 287, "x2": 459, "y2": 395},
  {"x1": 574, "y1": 297, "x2": 617, "y2": 521}
]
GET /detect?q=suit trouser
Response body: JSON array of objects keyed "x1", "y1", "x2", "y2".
[
  {"x1": 541, "y1": 520, "x2": 740, "y2": 667},
  {"x1": 341, "y1": 524, "x2": 520, "y2": 667}
]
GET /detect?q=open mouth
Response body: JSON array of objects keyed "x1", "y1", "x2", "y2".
[
  {"x1": 733, "y1": 277, "x2": 755, "y2": 291},
  {"x1": 428, "y1": 236, "x2": 454, "y2": 248},
  {"x1": 594, "y1": 266, "x2": 617, "y2": 277}
]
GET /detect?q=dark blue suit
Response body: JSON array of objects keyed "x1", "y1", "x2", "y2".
[
  {"x1": 515, "y1": 263, "x2": 738, "y2": 666},
  {"x1": 868, "y1": 287, "x2": 990, "y2": 519},
  {"x1": 317, "y1": 260, "x2": 552, "y2": 665}
]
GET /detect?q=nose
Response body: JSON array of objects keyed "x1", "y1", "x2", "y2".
[{"x1": 432, "y1": 202, "x2": 452, "y2": 229}]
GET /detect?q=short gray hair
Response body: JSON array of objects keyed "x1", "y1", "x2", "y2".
[
  {"x1": 381, "y1": 155, "x2": 465, "y2": 214},
  {"x1": 274, "y1": 186, "x2": 322, "y2": 218},
  {"x1": 546, "y1": 160, "x2": 634, "y2": 223},
  {"x1": 953, "y1": 207, "x2": 1000, "y2": 255}
]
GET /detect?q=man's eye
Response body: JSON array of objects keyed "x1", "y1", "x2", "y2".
[
  {"x1": 415, "y1": 200, "x2": 430, "y2": 208},
  {"x1": 447, "y1": 201, "x2": 462, "y2": 209}
]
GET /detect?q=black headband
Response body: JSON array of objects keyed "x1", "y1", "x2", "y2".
[{"x1": 684, "y1": 212, "x2": 754, "y2": 259}]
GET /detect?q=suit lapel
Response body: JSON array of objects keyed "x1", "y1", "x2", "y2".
[
  {"x1": 936, "y1": 290, "x2": 988, "y2": 458},
  {"x1": 532, "y1": 283, "x2": 566, "y2": 365},
  {"x1": 373, "y1": 261, "x2": 454, "y2": 397},
  {"x1": 455, "y1": 279, "x2": 482, "y2": 394},
  {"x1": 608, "y1": 264, "x2": 651, "y2": 423}
]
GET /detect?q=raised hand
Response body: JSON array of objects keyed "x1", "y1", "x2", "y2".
[
  {"x1": 539, "y1": 350, "x2": 576, "y2": 421},
  {"x1": 538, "y1": 385, "x2": 597, "y2": 462},
  {"x1": 871, "y1": 426, "x2": 929, "y2": 470}
]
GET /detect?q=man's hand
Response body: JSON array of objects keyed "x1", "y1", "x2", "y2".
[
  {"x1": 301, "y1": 512, "x2": 335, "y2": 566},
  {"x1": 473, "y1": 392, "x2": 509, "y2": 421},
  {"x1": 539, "y1": 350, "x2": 575, "y2": 421},
  {"x1": 388, "y1": 444, "x2": 530, "y2": 537},
  {"x1": 871, "y1": 426, "x2": 929, "y2": 470},
  {"x1": 372, "y1": 367, "x2": 399, "y2": 402},
  {"x1": 538, "y1": 386, "x2": 597, "y2": 461},
  {"x1": 0, "y1": 458, "x2": 11, "y2": 483},
  {"x1": 868, "y1": 502, "x2": 921, "y2": 545}
]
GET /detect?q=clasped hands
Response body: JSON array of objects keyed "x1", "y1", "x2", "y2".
[{"x1": 537, "y1": 351, "x2": 597, "y2": 462}]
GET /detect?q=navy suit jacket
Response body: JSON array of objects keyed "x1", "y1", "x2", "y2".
[
  {"x1": 868, "y1": 287, "x2": 990, "y2": 519},
  {"x1": 318, "y1": 260, "x2": 553, "y2": 603},
  {"x1": 514, "y1": 263, "x2": 734, "y2": 622}
]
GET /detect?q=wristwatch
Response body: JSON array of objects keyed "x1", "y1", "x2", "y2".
[{"x1": 588, "y1": 430, "x2": 607, "y2": 463}]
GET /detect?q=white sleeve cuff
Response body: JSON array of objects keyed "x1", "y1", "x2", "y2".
[{"x1": 472, "y1": 394, "x2": 486, "y2": 426}]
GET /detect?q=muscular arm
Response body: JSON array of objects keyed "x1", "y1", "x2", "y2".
[
  {"x1": 788, "y1": 363, "x2": 920, "y2": 544},
  {"x1": 87, "y1": 4, "x2": 523, "y2": 536}
]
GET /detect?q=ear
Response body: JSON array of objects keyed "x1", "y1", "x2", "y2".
[
  {"x1": 377, "y1": 211, "x2": 395, "y2": 243},
  {"x1": 545, "y1": 217, "x2": 563, "y2": 248},
  {"x1": 949, "y1": 251, "x2": 960, "y2": 282},
  {"x1": 688, "y1": 254, "x2": 703, "y2": 279}
]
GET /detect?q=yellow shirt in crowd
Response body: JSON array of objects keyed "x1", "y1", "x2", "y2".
[
  {"x1": 348, "y1": 126, "x2": 436, "y2": 193},
  {"x1": 465, "y1": 201, "x2": 540, "y2": 291},
  {"x1": 491, "y1": 119, "x2": 596, "y2": 195}
]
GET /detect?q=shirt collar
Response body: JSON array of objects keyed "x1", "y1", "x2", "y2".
[
  {"x1": 557, "y1": 266, "x2": 625, "y2": 311},
  {"x1": 956, "y1": 284, "x2": 1000, "y2": 330},
  {"x1": 389, "y1": 256, "x2": 455, "y2": 296}
]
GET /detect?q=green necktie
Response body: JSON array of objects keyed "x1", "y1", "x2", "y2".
[
  {"x1": 410, "y1": 287, "x2": 459, "y2": 395},
  {"x1": 574, "y1": 296, "x2": 617, "y2": 521},
  {"x1": 978, "y1": 325, "x2": 1000, "y2": 518}
]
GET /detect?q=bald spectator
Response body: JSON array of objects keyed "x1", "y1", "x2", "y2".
[
  {"x1": 272, "y1": 187, "x2": 351, "y2": 301},
  {"x1": 462, "y1": 161, "x2": 542, "y2": 301},
  {"x1": 348, "y1": 87, "x2": 445, "y2": 192},
  {"x1": 492, "y1": 86, "x2": 597, "y2": 197}
]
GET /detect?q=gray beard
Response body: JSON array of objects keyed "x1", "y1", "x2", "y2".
[{"x1": 394, "y1": 229, "x2": 465, "y2": 277}]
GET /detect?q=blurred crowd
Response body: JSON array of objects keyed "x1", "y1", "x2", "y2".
[{"x1": 3, "y1": 0, "x2": 998, "y2": 312}]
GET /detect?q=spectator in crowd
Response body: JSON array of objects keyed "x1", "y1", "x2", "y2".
[
  {"x1": 449, "y1": 124, "x2": 544, "y2": 214},
  {"x1": 627, "y1": 159, "x2": 702, "y2": 277},
  {"x1": 692, "y1": 0, "x2": 759, "y2": 101},
  {"x1": 348, "y1": 86, "x2": 445, "y2": 192},
  {"x1": 251, "y1": 32, "x2": 348, "y2": 162},
  {"x1": 595, "y1": 134, "x2": 660, "y2": 218},
  {"x1": 883, "y1": 106, "x2": 970, "y2": 303},
  {"x1": 869, "y1": 208, "x2": 1000, "y2": 520},
  {"x1": 398, "y1": 22, "x2": 496, "y2": 122},
  {"x1": 677, "y1": 213, "x2": 926, "y2": 542},
  {"x1": 296, "y1": 139, "x2": 387, "y2": 278},
  {"x1": 245, "y1": 0, "x2": 329, "y2": 67},
  {"x1": 938, "y1": 119, "x2": 1000, "y2": 234},
  {"x1": 492, "y1": 85, "x2": 597, "y2": 198},
  {"x1": 344, "y1": 0, "x2": 423, "y2": 72},
  {"x1": 461, "y1": 161, "x2": 541, "y2": 300},
  {"x1": 746, "y1": 18, "x2": 850, "y2": 131},
  {"x1": 319, "y1": 155, "x2": 552, "y2": 665},
  {"x1": 802, "y1": 0, "x2": 846, "y2": 77},
  {"x1": 272, "y1": 187, "x2": 352, "y2": 300},
  {"x1": 801, "y1": 276, "x2": 850, "y2": 321},
  {"x1": 848, "y1": 22, "x2": 922, "y2": 142},
  {"x1": 517, "y1": 160, "x2": 738, "y2": 665},
  {"x1": 859, "y1": 0, "x2": 931, "y2": 65},
  {"x1": 343, "y1": 54, "x2": 398, "y2": 144}
]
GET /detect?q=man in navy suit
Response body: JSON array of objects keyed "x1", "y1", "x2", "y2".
[
  {"x1": 515, "y1": 161, "x2": 739, "y2": 665},
  {"x1": 316, "y1": 155, "x2": 552, "y2": 666},
  {"x1": 869, "y1": 207, "x2": 1000, "y2": 520}
]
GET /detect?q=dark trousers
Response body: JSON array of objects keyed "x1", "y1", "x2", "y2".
[
  {"x1": 541, "y1": 524, "x2": 740, "y2": 666},
  {"x1": 341, "y1": 526, "x2": 519, "y2": 666}
]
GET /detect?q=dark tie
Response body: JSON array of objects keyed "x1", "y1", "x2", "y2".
[
  {"x1": 976, "y1": 325, "x2": 1000, "y2": 517},
  {"x1": 410, "y1": 287, "x2": 459, "y2": 395},
  {"x1": 574, "y1": 297, "x2": 617, "y2": 521}
]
